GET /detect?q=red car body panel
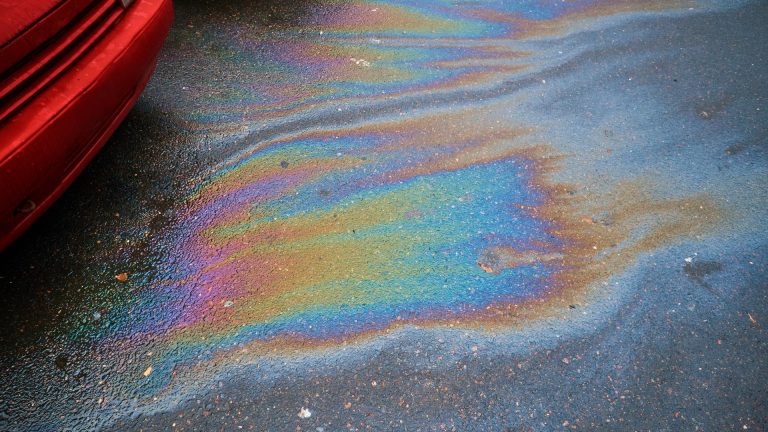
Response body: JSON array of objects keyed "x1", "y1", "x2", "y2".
[
  {"x1": 0, "y1": 0, "x2": 67, "y2": 46},
  {"x1": 0, "y1": 0, "x2": 173, "y2": 251}
]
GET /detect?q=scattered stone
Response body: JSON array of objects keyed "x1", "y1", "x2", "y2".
[
  {"x1": 350, "y1": 58, "x2": 371, "y2": 67},
  {"x1": 54, "y1": 354, "x2": 68, "y2": 370},
  {"x1": 298, "y1": 407, "x2": 312, "y2": 419},
  {"x1": 143, "y1": 366, "x2": 153, "y2": 377},
  {"x1": 223, "y1": 300, "x2": 234, "y2": 308},
  {"x1": 748, "y1": 313, "x2": 758, "y2": 325},
  {"x1": 115, "y1": 273, "x2": 129, "y2": 282}
]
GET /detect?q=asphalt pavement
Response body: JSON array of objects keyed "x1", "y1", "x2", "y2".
[{"x1": 1, "y1": 0, "x2": 767, "y2": 430}]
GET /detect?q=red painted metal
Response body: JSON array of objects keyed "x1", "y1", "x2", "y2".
[
  {"x1": 0, "y1": 0, "x2": 97, "y2": 75},
  {"x1": 0, "y1": 0, "x2": 173, "y2": 251}
]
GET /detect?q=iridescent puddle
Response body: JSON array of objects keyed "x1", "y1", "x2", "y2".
[{"x1": 3, "y1": 0, "x2": 740, "y2": 429}]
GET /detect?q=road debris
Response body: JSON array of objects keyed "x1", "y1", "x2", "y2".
[
  {"x1": 748, "y1": 313, "x2": 757, "y2": 325},
  {"x1": 350, "y1": 58, "x2": 371, "y2": 67}
]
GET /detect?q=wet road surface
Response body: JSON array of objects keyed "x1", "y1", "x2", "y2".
[{"x1": 1, "y1": 0, "x2": 767, "y2": 430}]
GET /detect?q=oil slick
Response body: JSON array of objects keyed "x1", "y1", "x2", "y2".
[
  {"x1": 4, "y1": 0, "x2": 736, "y2": 429},
  {"x1": 107, "y1": 0, "x2": 721, "y2": 408},
  {"x1": 110, "y1": 106, "x2": 721, "y2": 405}
]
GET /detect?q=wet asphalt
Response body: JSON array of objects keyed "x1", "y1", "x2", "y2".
[{"x1": 1, "y1": 1, "x2": 768, "y2": 431}]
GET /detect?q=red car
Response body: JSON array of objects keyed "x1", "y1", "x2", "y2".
[{"x1": 0, "y1": 0, "x2": 173, "y2": 251}]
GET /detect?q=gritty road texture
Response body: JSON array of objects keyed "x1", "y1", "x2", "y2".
[{"x1": 1, "y1": 0, "x2": 767, "y2": 431}]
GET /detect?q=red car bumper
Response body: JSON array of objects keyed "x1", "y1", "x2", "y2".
[{"x1": 0, "y1": 0, "x2": 173, "y2": 251}]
